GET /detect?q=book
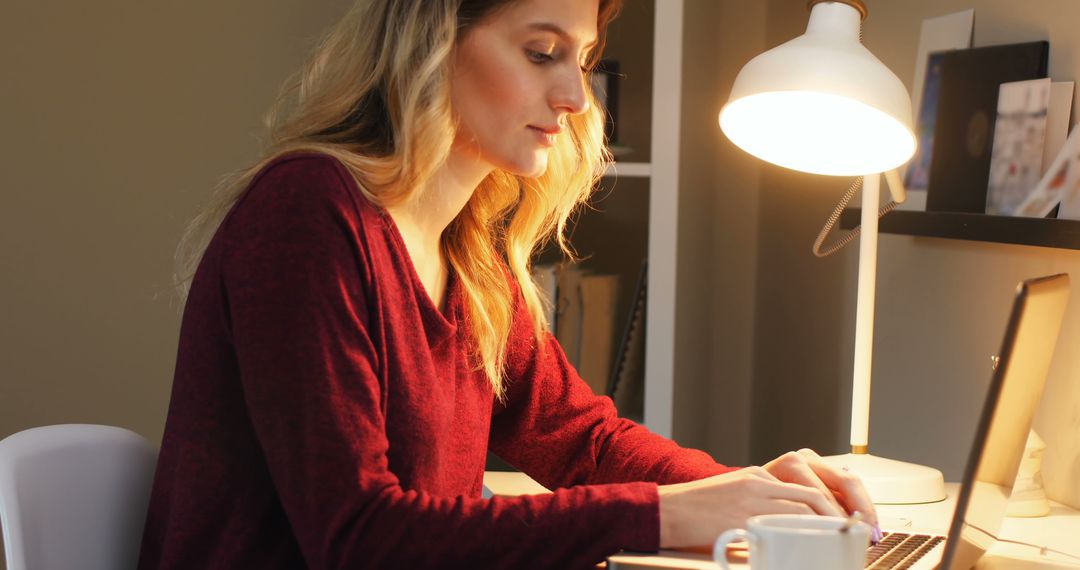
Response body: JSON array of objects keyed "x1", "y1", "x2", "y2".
[
  {"x1": 609, "y1": 260, "x2": 647, "y2": 422},
  {"x1": 577, "y1": 274, "x2": 619, "y2": 396},
  {"x1": 925, "y1": 41, "x2": 1049, "y2": 213},
  {"x1": 554, "y1": 264, "x2": 585, "y2": 368}
]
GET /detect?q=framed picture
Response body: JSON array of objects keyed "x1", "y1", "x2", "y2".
[{"x1": 904, "y1": 50, "x2": 946, "y2": 193}]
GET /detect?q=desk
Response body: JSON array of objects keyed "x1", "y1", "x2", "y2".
[
  {"x1": 606, "y1": 484, "x2": 1080, "y2": 569},
  {"x1": 481, "y1": 474, "x2": 1080, "y2": 568},
  {"x1": 482, "y1": 470, "x2": 550, "y2": 496}
]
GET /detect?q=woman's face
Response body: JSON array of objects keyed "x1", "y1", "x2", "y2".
[{"x1": 450, "y1": 0, "x2": 599, "y2": 178}]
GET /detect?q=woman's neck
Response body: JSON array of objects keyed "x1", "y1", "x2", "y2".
[
  {"x1": 387, "y1": 149, "x2": 492, "y2": 251},
  {"x1": 385, "y1": 149, "x2": 492, "y2": 307}
]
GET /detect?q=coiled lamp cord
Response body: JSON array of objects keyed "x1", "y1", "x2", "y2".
[{"x1": 812, "y1": 176, "x2": 901, "y2": 258}]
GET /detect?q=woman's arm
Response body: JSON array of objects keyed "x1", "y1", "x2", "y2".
[{"x1": 488, "y1": 291, "x2": 739, "y2": 489}]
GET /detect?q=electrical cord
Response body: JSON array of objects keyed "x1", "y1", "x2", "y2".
[{"x1": 812, "y1": 176, "x2": 901, "y2": 258}]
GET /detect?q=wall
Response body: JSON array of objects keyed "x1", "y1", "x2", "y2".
[
  {"x1": 750, "y1": 0, "x2": 853, "y2": 465},
  {"x1": 672, "y1": 0, "x2": 766, "y2": 466},
  {"x1": 751, "y1": 0, "x2": 1080, "y2": 510},
  {"x1": 1, "y1": 1, "x2": 350, "y2": 445}
]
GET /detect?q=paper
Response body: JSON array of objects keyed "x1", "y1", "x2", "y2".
[
  {"x1": 1016, "y1": 126, "x2": 1080, "y2": 218},
  {"x1": 986, "y1": 79, "x2": 1051, "y2": 215},
  {"x1": 1042, "y1": 82, "x2": 1075, "y2": 175}
]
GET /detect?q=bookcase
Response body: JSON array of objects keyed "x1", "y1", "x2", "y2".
[
  {"x1": 543, "y1": 0, "x2": 696, "y2": 440},
  {"x1": 532, "y1": 0, "x2": 655, "y2": 421}
]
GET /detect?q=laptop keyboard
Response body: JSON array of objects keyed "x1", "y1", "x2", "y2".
[{"x1": 865, "y1": 532, "x2": 946, "y2": 569}]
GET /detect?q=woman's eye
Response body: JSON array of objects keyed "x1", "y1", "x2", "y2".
[{"x1": 526, "y1": 49, "x2": 554, "y2": 64}]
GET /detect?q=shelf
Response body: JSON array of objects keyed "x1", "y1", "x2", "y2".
[
  {"x1": 839, "y1": 208, "x2": 1080, "y2": 250},
  {"x1": 603, "y1": 162, "x2": 651, "y2": 178}
]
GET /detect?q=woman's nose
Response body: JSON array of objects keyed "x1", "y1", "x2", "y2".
[{"x1": 550, "y1": 67, "x2": 590, "y2": 116}]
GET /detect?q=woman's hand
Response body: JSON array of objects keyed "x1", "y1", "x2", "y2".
[
  {"x1": 657, "y1": 449, "x2": 878, "y2": 549},
  {"x1": 762, "y1": 448, "x2": 877, "y2": 529}
]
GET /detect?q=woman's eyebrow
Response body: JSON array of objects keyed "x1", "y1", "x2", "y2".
[{"x1": 525, "y1": 22, "x2": 598, "y2": 50}]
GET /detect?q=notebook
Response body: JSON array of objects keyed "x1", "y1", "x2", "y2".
[{"x1": 608, "y1": 273, "x2": 1070, "y2": 570}]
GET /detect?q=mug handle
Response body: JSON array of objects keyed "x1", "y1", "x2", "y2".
[{"x1": 713, "y1": 528, "x2": 757, "y2": 570}]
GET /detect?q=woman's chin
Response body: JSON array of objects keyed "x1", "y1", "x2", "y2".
[{"x1": 508, "y1": 154, "x2": 550, "y2": 179}]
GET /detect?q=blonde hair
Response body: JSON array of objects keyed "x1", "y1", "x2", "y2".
[{"x1": 175, "y1": 0, "x2": 621, "y2": 401}]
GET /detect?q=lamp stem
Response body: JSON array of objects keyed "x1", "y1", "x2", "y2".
[
  {"x1": 822, "y1": 172, "x2": 946, "y2": 504},
  {"x1": 850, "y1": 172, "x2": 880, "y2": 454}
]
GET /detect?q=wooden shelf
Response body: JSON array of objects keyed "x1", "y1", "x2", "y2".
[{"x1": 839, "y1": 208, "x2": 1080, "y2": 250}]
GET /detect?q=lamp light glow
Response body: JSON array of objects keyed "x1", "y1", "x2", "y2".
[{"x1": 720, "y1": 91, "x2": 916, "y2": 176}]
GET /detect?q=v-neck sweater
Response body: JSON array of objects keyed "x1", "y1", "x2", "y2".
[{"x1": 137, "y1": 152, "x2": 737, "y2": 570}]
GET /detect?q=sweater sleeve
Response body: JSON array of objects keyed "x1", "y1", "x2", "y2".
[
  {"x1": 221, "y1": 156, "x2": 658, "y2": 570},
  {"x1": 489, "y1": 286, "x2": 740, "y2": 490}
]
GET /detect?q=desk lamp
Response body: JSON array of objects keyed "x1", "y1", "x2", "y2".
[{"x1": 719, "y1": 0, "x2": 946, "y2": 504}]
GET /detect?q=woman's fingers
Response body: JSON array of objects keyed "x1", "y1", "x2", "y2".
[
  {"x1": 741, "y1": 465, "x2": 782, "y2": 481},
  {"x1": 766, "y1": 498, "x2": 816, "y2": 515},
  {"x1": 796, "y1": 448, "x2": 879, "y2": 527},
  {"x1": 751, "y1": 478, "x2": 843, "y2": 517},
  {"x1": 763, "y1": 452, "x2": 845, "y2": 517}
]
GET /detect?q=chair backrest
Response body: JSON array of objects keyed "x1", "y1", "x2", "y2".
[{"x1": 0, "y1": 424, "x2": 157, "y2": 570}]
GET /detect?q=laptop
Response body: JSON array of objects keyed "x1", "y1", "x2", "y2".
[{"x1": 608, "y1": 273, "x2": 1070, "y2": 570}]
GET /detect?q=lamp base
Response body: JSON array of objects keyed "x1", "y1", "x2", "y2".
[{"x1": 821, "y1": 452, "x2": 947, "y2": 504}]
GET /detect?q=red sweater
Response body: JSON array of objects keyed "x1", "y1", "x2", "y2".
[{"x1": 138, "y1": 153, "x2": 736, "y2": 569}]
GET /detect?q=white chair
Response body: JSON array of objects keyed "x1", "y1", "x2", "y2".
[{"x1": 0, "y1": 424, "x2": 157, "y2": 570}]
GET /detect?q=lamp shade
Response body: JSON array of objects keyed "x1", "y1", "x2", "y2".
[{"x1": 719, "y1": 1, "x2": 916, "y2": 176}]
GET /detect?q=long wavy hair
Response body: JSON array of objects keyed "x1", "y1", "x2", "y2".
[{"x1": 175, "y1": 0, "x2": 621, "y2": 400}]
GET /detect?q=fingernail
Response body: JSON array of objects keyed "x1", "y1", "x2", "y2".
[{"x1": 871, "y1": 524, "x2": 883, "y2": 544}]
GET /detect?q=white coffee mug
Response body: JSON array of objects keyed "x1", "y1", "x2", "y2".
[{"x1": 713, "y1": 514, "x2": 871, "y2": 570}]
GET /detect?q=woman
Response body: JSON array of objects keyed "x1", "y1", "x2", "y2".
[{"x1": 139, "y1": 0, "x2": 878, "y2": 568}]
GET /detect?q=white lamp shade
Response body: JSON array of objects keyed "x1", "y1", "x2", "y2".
[{"x1": 719, "y1": 2, "x2": 916, "y2": 176}]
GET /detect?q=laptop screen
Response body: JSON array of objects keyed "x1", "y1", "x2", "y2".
[{"x1": 941, "y1": 274, "x2": 1070, "y2": 569}]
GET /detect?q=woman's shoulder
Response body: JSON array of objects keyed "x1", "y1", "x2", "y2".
[
  {"x1": 248, "y1": 151, "x2": 365, "y2": 204},
  {"x1": 255, "y1": 150, "x2": 346, "y2": 178},
  {"x1": 212, "y1": 151, "x2": 389, "y2": 265},
  {"x1": 228, "y1": 151, "x2": 382, "y2": 227}
]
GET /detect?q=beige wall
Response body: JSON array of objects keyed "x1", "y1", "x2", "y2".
[
  {"x1": 1, "y1": 2, "x2": 350, "y2": 446},
  {"x1": 751, "y1": 0, "x2": 1080, "y2": 509},
  {"x1": 750, "y1": 0, "x2": 854, "y2": 464},
  {"x1": 672, "y1": 0, "x2": 766, "y2": 466}
]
